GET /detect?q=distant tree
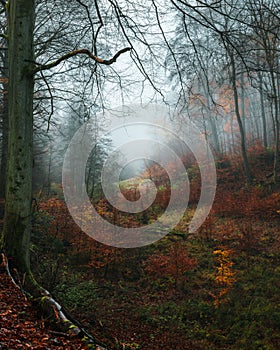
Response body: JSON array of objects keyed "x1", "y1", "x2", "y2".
[
  {"x1": 226, "y1": 45, "x2": 252, "y2": 184},
  {"x1": 247, "y1": 0, "x2": 280, "y2": 182}
]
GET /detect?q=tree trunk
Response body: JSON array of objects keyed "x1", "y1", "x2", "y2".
[
  {"x1": 201, "y1": 79, "x2": 221, "y2": 155},
  {"x1": 240, "y1": 71, "x2": 246, "y2": 137},
  {"x1": 0, "y1": 47, "x2": 8, "y2": 199},
  {"x1": 0, "y1": 0, "x2": 35, "y2": 273},
  {"x1": 257, "y1": 60, "x2": 268, "y2": 148},
  {"x1": 229, "y1": 52, "x2": 252, "y2": 185},
  {"x1": 272, "y1": 70, "x2": 279, "y2": 183}
]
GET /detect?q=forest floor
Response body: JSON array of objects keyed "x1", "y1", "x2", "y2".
[
  {"x1": 1, "y1": 146, "x2": 280, "y2": 349},
  {"x1": 0, "y1": 257, "x2": 90, "y2": 350}
]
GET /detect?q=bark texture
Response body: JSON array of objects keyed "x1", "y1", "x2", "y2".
[{"x1": 1, "y1": 0, "x2": 35, "y2": 273}]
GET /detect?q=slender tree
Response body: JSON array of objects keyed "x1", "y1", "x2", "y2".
[{"x1": 228, "y1": 48, "x2": 252, "y2": 184}]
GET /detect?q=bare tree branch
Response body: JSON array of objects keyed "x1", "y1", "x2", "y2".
[
  {"x1": 107, "y1": 0, "x2": 165, "y2": 99},
  {"x1": 38, "y1": 69, "x2": 54, "y2": 132},
  {"x1": 75, "y1": 0, "x2": 95, "y2": 53},
  {"x1": 152, "y1": 0, "x2": 185, "y2": 98},
  {"x1": 33, "y1": 47, "x2": 131, "y2": 73},
  {"x1": 93, "y1": 0, "x2": 104, "y2": 56}
]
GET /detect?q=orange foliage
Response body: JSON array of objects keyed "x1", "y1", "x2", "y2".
[
  {"x1": 145, "y1": 243, "x2": 197, "y2": 289},
  {"x1": 213, "y1": 247, "x2": 236, "y2": 307},
  {"x1": 214, "y1": 186, "x2": 280, "y2": 220},
  {"x1": 39, "y1": 197, "x2": 117, "y2": 271}
]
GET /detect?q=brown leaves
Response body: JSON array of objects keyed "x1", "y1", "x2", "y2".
[
  {"x1": 144, "y1": 242, "x2": 197, "y2": 289},
  {"x1": 0, "y1": 265, "x2": 88, "y2": 349}
]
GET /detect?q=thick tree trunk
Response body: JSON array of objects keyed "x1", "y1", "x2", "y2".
[
  {"x1": 0, "y1": 0, "x2": 35, "y2": 273},
  {"x1": 0, "y1": 48, "x2": 8, "y2": 199}
]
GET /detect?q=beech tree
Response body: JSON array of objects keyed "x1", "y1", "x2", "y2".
[
  {"x1": 0, "y1": 0, "x2": 36, "y2": 275},
  {"x1": 0, "y1": 0, "x2": 130, "y2": 279},
  {"x1": 0, "y1": 1, "x2": 8, "y2": 198}
]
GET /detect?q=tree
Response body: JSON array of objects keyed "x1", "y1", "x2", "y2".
[
  {"x1": 0, "y1": 0, "x2": 36, "y2": 274},
  {"x1": 0, "y1": 1, "x2": 8, "y2": 199},
  {"x1": 168, "y1": 1, "x2": 255, "y2": 183},
  {"x1": 247, "y1": 0, "x2": 280, "y2": 182},
  {"x1": 0, "y1": 0, "x2": 130, "y2": 279},
  {"x1": 227, "y1": 45, "x2": 252, "y2": 185},
  {"x1": 0, "y1": 47, "x2": 8, "y2": 199}
]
